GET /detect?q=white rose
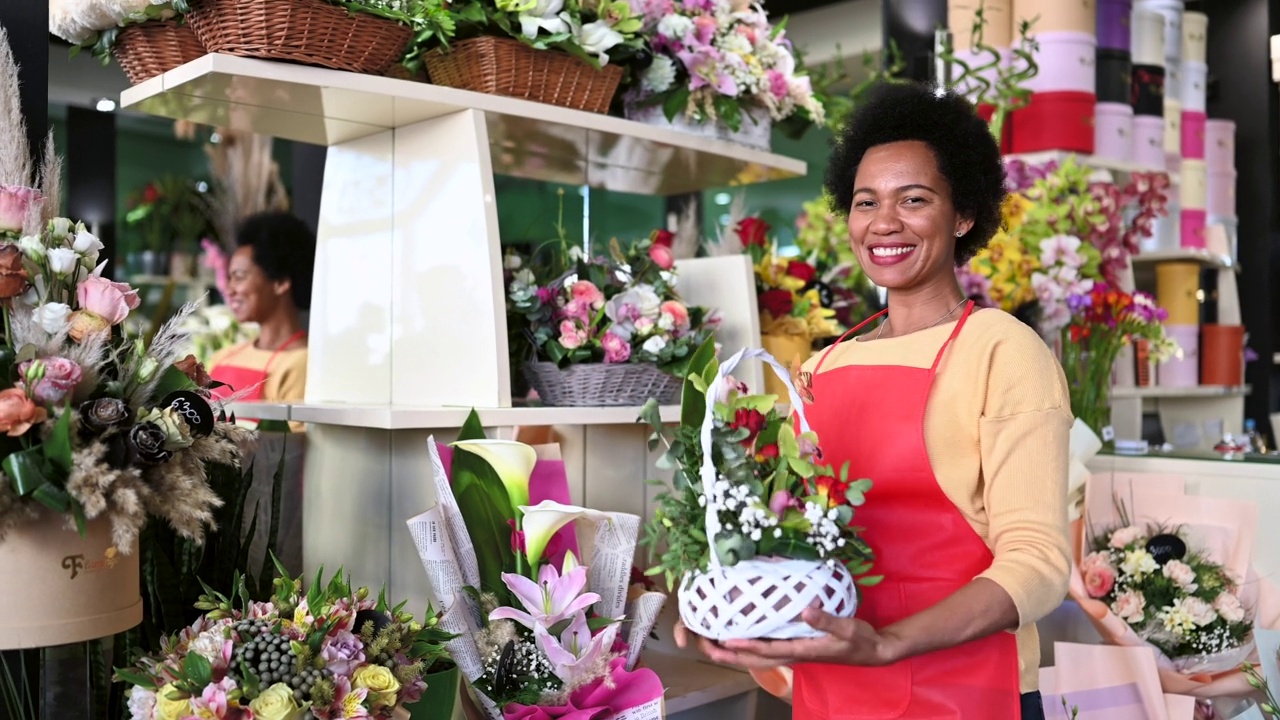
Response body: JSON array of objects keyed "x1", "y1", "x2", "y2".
[
  {"x1": 641, "y1": 55, "x2": 677, "y2": 94},
  {"x1": 49, "y1": 218, "x2": 73, "y2": 238},
  {"x1": 512, "y1": 269, "x2": 536, "y2": 289},
  {"x1": 1111, "y1": 590, "x2": 1147, "y2": 623},
  {"x1": 1109, "y1": 525, "x2": 1146, "y2": 549},
  {"x1": 127, "y1": 686, "x2": 157, "y2": 720},
  {"x1": 17, "y1": 235, "x2": 44, "y2": 261},
  {"x1": 1213, "y1": 592, "x2": 1247, "y2": 624},
  {"x1": 642, "y1": 335, "x2": 667, "y2": 354},
  {"x1": 33, "y1": 302, "x2": 72, "y2": 334},
  {"x1": 562, "y1": 273, "x2": 579, "y2": 289},
  {"x1": 657, "y1": 313, "x2": 675, "y2": 331},
  {"x1": 73, "y1": 230, "x2": 104, "y2": 265},
  {"x1": 1161, "y1": 559, "x2": 1199, "y2": 592},
  {"x1": 47, "y1": 247, "x2": 80, "y2": 275},
  {"x1": 573, "y1": 18, "x2": 625, "y2": 63},
  {"x1": 631, "y1": 285, "x2": 661, "y2": 318},
  {"x1": 657, "y1": 14, "x2": 694, "y2": 41}
]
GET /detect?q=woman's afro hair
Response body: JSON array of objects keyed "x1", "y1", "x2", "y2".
[
  {"x1": 235, "y1": 211, "x2": 317, "y2": 310},
  {"x1": 823, "y1": 82, "x2": 1007, "y2": 263}
]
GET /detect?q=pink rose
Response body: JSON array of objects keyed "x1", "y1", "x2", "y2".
[
  {"x1": 648, "y1": 243, "x2": 675, "y2": 270},
  {"x1": 1111, "y1": 590, "x2": 1146, "y2": 623},
  {"x1": 0, "y1": 186, "x2": 41, "y2": 234},
  {"x1": 561, "y1": 299, "x2": 591, "y2": 324},
  {"x1": 1108, "y1": 525, "x2": 1145, "y2": 549},
  {"x1": 601, "y1": 331, "x2": 631, "y2": 363},
  {"x1": 1080, "y1": 552, "x2": 1116, "y2": 599},
  {"x1": 1161, "y1": 559, "x2": 1199, "y2": 591},
  {"x1": 1213, "y1": 592, "x2": 1246, "y2": 624},
  {"x1": 76, "y1": 276, "x2": 141, "y2": 326},
  {"x1": 570, "y1": 280, "x2": 605, "y2": 310},
  {"x1": 19, "y1": 357, "x2": 83, "y2": 406},
  {"x1": 659, "y1": 301, "x2": 690, "y2": 331},
  {"x1": 559, "y1": 320, "x2": 586, "y2": 350}
]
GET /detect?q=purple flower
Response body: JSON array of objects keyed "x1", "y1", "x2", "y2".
[
  {"x1": 320, "y1": 630, "x2": 367, "y2": 677},
  {"x1": 535, "y1": 286, "x2": 557, "y2": 305}
]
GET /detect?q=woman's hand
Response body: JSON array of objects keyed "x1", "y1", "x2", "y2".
[{"x1": 673, "y1": 608, "x2": 905, "y2": 669}]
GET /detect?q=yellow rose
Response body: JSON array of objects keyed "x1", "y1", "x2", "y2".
[
  {"x1": 249, "y1": 682, "x2": 305, "y2": 720},
  {"x1": 156, "y1": 684, "x2": 193, "y2": 720},
  {"x1": 352, "y1": 665, "x2": 401, "y2": 708}
]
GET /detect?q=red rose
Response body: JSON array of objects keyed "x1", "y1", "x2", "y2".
[
  {"x1": 651, "y1": 229, "x2": 675, "y2": 248},
  {"x1": 759, "y1": 289, "x2": 794, "y2": 318},
  {"x1": 731, "y1": 408, "x2": 767, "y2": 438},
  {"x1": 737, "y1": 217, "x2": 771, "y2": 247},
  {"x1": 755, "y1": 444, "x2": 780, "y2": 461},
  {"x1": 786, "y1": 260, "x2": 817, "y2": 284}
]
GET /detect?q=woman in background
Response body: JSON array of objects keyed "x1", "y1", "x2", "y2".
[{"x1": 209, "y1": 211, "x2": 315, "y2": 404}]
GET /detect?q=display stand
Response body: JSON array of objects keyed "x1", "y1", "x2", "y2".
[{"x1": 123, "y1": 54, "x2": 796, "y2": 717}]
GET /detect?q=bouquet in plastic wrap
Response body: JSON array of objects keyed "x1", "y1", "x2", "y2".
[{"x1": 406, "y1": 412, "x2": 666, "y2": 720}]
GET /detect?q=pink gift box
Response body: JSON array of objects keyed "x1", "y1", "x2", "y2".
[
  {"x1": 1207, "y1": 170, "x2": 1237, "y2": 217},
  {"x1": 1094, "y1": 102, "x2": 1134, "y2": 162},
  {"x1": 1132, "y1": 115, "x2": 1165, "y2": 169},
  {"x1": 1181, "y1": 208, "x2": 1207, "y2": 248},
  {"x1": 1180, "y1": 110, "x2": 1206, "y2": 158},
  {"x1": 1158, "y1": 324, "x2": 1200, "y2": 388},
  {"x1": 1205, "y1": 119, "x2": 1237, "y2": 172},
  {"x1": 1025, "y1": 32, "x2": 1097, "y2": 93}
]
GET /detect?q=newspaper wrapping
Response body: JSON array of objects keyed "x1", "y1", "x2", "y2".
[
  {"x1": 623, "y1": 591, "x2": 668, "y2": 671},
  {"x1": 579, "y1": 512, "x2": 641, "y2": 621},
  {"x1": 405, "y1": 505, "x2": 486, "y2": 684}
]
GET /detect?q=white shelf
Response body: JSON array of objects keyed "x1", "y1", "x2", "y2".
[
  {"x1": 1131, "y1": 248, "x2": 1239, "y2": 271},
  {"x1": 120, "y1": 54, "x2": 806, "y2": 195},
  {"x1": 1111, "y1": 384, "x2": 1250, "y2": 399},
  {"x1": 222, "y1": 401, "x2": 292, "y2": 422},
  {"x1": 130, "y1": 275, "x2": 213, "y2": 286},
  {"x1": 641, "y1": 652, "x2": 758, "y2": 715},
  {"x1": 287, "y1": 402, "x2": 681, "y2": 429},
  {"x1": 1005, "y1": 151, "x2": 1175, "y2": 181}
]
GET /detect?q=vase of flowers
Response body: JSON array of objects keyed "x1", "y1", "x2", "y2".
[
  {"x1": 643, "y1": 346, "x2": 878, "y2": 641},
  {"x1": 506, "y1": 226, "x2": 717, "y2": 407},
  {"x1": 622, "y1": 0, "x2": 824, "y2": 148}
]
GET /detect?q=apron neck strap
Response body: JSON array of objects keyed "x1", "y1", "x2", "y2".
[
  {"x1": 813, "y1": 309, "x2": 887, "y2": 374},
  {"x1": 263, "y1": 330, "x2": 307, "y2": 374},
  {"x1": 929, "y1": 301, "x2": 976, "y2": 374}
]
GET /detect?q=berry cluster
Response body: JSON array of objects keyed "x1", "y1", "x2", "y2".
[{"x1": 232, "y1": 619, "x2": 328, "y2": 704}]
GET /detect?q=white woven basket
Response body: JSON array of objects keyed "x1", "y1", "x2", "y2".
[{"x1": 676, "y1": 348, "x2": 858, "y2": 641}]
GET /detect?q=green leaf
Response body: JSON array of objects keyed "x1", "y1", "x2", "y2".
[
  {"x1": 451, "y1": 437, "x2": 519, "y2": 601},
  {"x1": 662, "y1": 86, "x2": 691, "y2": 123},
  {"x1": 152, "y1": 365, "x2": 197, "y2": 400},
  {"x1": 457, "y1": 410, "x2": 487, "y2": 442},
  {"x1": 31, "y1": 480, "x2": 71, "y2": 514},
  {"x1": 756, "y1": 535, "x2": 821, "y2": 560},
  {"x1": 182, "y1": 651, "x2": 212, "y2": 689},
  {"x1": 586, "y1": 616, "x2": 619, "y2": 632},
  {"x1": 44, "y1": 408, "x2": 75, "y2": 476},
  {"x1": 679, "y1": 338, "x2": 718, "y2": 428},
  {"x1": 4, "y1": 447, "x2": 49, "y2": 497},
  {"x1": 856, "y1": 574, "x2": 884, "y2": 587},
  {"x1": 112, "y1": 667, "x2": 157, "y2": 691}
]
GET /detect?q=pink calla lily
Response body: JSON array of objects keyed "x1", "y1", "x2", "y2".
[{"x1": 489, "y1": 563, "x2": 600, "y2": 630}]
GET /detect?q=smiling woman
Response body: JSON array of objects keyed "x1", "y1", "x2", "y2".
[{"x1": 677, "y1": 83, "x2": 1072, "y2": 720}]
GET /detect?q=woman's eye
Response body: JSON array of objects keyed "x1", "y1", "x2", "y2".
[
  {"x1": 903, "y1": 196, "x2": 925, "y2": 205},
  {"x1": 854, "y1": 200, "x2": 876, "y2": 209}
]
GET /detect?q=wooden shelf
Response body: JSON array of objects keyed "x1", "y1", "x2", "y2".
[
  {"x1": 1131, "y1": 248, "x2": 1239, "y2": 271},
  {"x1": 280, "y1": 402, "x2": 681, "y2": 429},
  {"x1": 1111, "y1": 385, "x2": 1250, "y2": 399},
  {"x1": 641, "y1": 652, "x2": 759, "y2": 715},
  {"x1": 120, "y1": 54, "x2": 806, "y2": 195}
]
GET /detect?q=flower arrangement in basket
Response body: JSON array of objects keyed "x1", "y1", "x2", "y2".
[
  {"x1": 642, "y1": 345, "x2": 877, "y2": 641},
  {"x1": 115, "y1": 560, "x2": 456, "y2": 719},
  {"x1": 621, "y1": 0, "x2": 824, "y2": 147},
  {"x1": 49, "y1": 0, "x2": 205, "y2": 85},
  {"x1": 505, "y1": 219, "x2": 717, "y2": 407},
  {"x1": 1079, "y1": 519, "x2": 1254, "y2": 674},
  {"x1": 406, "y1": 413, "x2": 667, "y2": 718}
]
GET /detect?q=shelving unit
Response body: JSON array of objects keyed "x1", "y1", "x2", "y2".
[
  {"x1": 123, "y1": 54, "x2": 788, "y2": 718},
  {"x1": 1130, "y1": 248, "x2": 1238, "y2": 270},
  {"x1": 1112, "y1": 385, "x2": 1250, "y2": 400},
  {"x1": 1005, "y1": 150, "x2": 1178, "y2": 182}
]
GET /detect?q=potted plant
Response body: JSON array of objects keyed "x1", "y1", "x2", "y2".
[
  {"x1": 621, "y1": 0, "x2": 824, "y2": 148},
  {"x1": 125, "y1": 177, "x2": 214, "y2": 278},
  {"x1": 49, "y1": 0, "x2": 205, "y2": 85}
]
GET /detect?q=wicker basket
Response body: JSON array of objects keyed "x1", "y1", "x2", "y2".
[
  {"x1": 425, "y1": 36, "x2": 623, "y2": 114},
  {"x1": 114, "y1": 20, "x2": 207, "y2": 85},
  {"x1": 186, "y1": 0, "x2": 412, "y2": 75},
  {"x1": 524, "y1": 361, "x2": 681, "y2": 407}
]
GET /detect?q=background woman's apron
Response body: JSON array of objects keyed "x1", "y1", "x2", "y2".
[{"x1": 210, "y1": 330, "x2": 306, "y2": 405}]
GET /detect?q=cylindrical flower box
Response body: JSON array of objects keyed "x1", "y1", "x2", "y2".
[
  {"x1": 1182, "y1": 11, "x2": 1209, "y2": 63},
  {"x1": 1181, "y1": 208, "x2": 1207, "y2": 249},
  {"x1": 1181, "y1": 109, "x2": 1206, "y2": 158},
  {"x1": 1159, "y1": 324, "x2": 1200, "y2": 388},
  {"x1": 1024, "y1": 32, "x2": 1097, "y2": 94},
  {"x1": 1013, "y1": 0, "x2": 1095, "y2": 33},
  {"x1": 949, "y1": 0, "x2": 1013, "y2": 49},
  {"x1": 1201, "y1": 324, "x2": 1245, "y2": 387},
  {"x1": 1179, "y1": 159, "x2": 1207, "y2": 210},
  {"x1": 1131, "y1": 8, "x2": 1167, "y2": 66},
  {"x1": 1097, "y1": 0, "x2": 1133, "y2": 51},
  {"x1": 1132, "y1": 115, "x2": 1166, "y2": 168},
  {"x1": 1096, "y1": 48, "x2": 1132, "y2": 104},
  {"x1": 1094, "y1": 102, "x2": 1135, "y2": 162},
  {"x1": 1131, "y1": 64, "x2": 1166, "y2": 116},
  {"x1": 1205, "y1": 119, "x2": 1237, "y2": 172},
  {"x1": 1181, "y1": 61, "x2": 1208, "y2": 112},
  {"x1": 1008, "y1": 91, "x2": 1096, "y2": 154},
  {"x1": 1207, "y1": 170, "x2": 1237, "y2": 218},
  {"x1": 1156, "y1": 261, "x2": 1201, "y2": 325}
]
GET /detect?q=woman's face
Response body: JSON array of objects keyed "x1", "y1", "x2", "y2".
[
  {"x1": 226, "y1": 246, "x2": 289, "y2": 323},
  {"x1": 846, "y1": 140, "x2": 972, "y2": 292}
]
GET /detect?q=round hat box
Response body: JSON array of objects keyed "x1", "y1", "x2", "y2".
[
  {"x1": 1014, "y1": 0, "x2": 1095, "y2": 33},
  {"x1": 949, "y1": 0, "x2": 1013, "y2": 50}
]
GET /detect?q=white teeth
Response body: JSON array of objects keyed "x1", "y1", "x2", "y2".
[{"x1": 871, "y1": 246, "x2": 914, "y2": 257}]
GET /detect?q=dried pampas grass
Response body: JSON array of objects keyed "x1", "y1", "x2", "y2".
[{"x1": 0, "y1": 25, "x2": 32, "y2": 190}]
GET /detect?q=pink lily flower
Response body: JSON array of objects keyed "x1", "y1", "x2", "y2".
[
  {"x1": 534, "y1": 612, "x2": 620, "y2": 686},
  {"x1": 489, "y1": 563, "x2": 600, "y2": 631}
]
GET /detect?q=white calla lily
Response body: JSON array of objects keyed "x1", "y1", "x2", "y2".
[
  {"x1": 519, "y1": 500, "x2": 606, "y2": 568},
  {"x1": 451, "y1": 439, "x2": 538, "y2": 514}
]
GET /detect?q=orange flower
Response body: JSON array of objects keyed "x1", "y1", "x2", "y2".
[{"x1": 0, "y1": 388, "x2": 46, "y2": 437}]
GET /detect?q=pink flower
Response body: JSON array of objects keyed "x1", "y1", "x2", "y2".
[
  {"x1": 648, "y1": 243, "x2": 675, "y2": 270},
  {"x1": 1108, "y1": 525, "x2": 1145, "y2": 549},
  {"x1": 659, "y1": 301, "x2": 690, "y2": 331},
  {"x1": 1161, "y1": 559, "x2": 1198, "y2": 592},
  {"x1": 1111, "y1": 590, "x2": 1146, "y2": 623},
  {"x1": 561, "y1": 299, "x2": 591, "y2": 324},
  {"x1": 1080, "y1": 553, "x2": 1116, "y2": 599},
  {"x1": 1213, "y1": 592, "x2": 1246, "y2": 624},
  {"x1": 490, "y1": 563, "x2": 602, "y2": 630},
  {"x1": 190, "y1": 677, "x2": 237, "y2": 718},
  {"x1": 0, "y1": 186, "x2": 41, "y2": 234},
  {"x1": 766, "y1": 69, "x2": 789, "y2": 100},
  {"x1": 768, "y1": 491, "x2": 797, "y2": 516},
  {"x1": 507, "y1": 518, "x2": 527, "y2": 553},
  {"x1": 536, "y1": 286, "x2": 557, "y2": 305},
  {"x1": 76, "y1": 276, "x2": 141, "y2": 326},
  {"x1": 558, "y1": 320, "x2": 587, "y2": 350},
  {"x1": 570, "y1": 281, "x2": 605, "y2": 310},
  {"x1": 634, "y1": 317, "x2": 654, "y2": 334},
  {"x1": 692, "y1": 15, "x2": 717, "y2": 44},
  {"x1": 601, "y1": 332, "x2": 631, "y2": 363},
  {"x1": 19, "y1": 357, "x2": 83, "y2": 406},
  {"x1": 320, "y1": 630, "x2": 367, "y2": 677}
]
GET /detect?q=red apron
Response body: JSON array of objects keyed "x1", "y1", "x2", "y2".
[
  {"x1": 793, "y1": 302, "x2": 1021, "y2": 720},
  {"x1": 210, "y1": 330, "x2": 306, "y2": 408}
]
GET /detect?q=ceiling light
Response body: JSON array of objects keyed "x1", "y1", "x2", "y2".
[{"x1": 95, "y1": 98, "x2": 116, "y2": 112}]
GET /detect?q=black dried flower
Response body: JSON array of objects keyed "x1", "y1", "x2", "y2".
[{"x1": 128, "y1": 422, "x2": 172, "y2": 465}]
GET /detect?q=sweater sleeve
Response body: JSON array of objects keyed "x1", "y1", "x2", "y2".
[{"x1": 973, "y1": 323, "x2": 1073, "y2": 628}]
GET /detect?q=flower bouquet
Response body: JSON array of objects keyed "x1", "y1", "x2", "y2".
[
  {"x1": 48, "y1": 0, "x2": 204, "y2": 85},
  {"x1": 642, "y1": 345, "x2": 876, "y2": 641},
  {"x1": 1079, "y1": 520, "x2": 1254, "y2": 675},
  {"x1": 793, "y1": 196, "x2": 882, "y2": 328},
  {"x1": 115, "y1": 561, "x2": 456, "y2": 719},
  {"x1": 406, "y1": 414, "x2": 666, "y2": 719},
  {"x1": 506, "y1": 227, "x2": 717, "y2": 407},
  {"x1": 621, "y1": 0, "x2": 824, "y2": 148}
]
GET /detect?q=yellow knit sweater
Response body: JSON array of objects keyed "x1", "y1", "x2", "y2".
[{"x1": 802, "y1": 308, "x2": 1072, "y2": 693}]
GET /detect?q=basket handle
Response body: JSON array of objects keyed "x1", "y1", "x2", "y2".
[{"x1": 700, "y1": 347, "x2": 812, "y2": 569}]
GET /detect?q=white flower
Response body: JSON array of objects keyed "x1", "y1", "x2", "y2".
[
  {"x1": 641, "y1": 55, "x2": 677, "y2": 94},
  {"x1": 1111, "y1": 590, "x2": 1147, "y2": 623},
  {"x1": 567, "y1": 245, "x2": 585, "y2": 262},
  {"x1": 717, "y1": 32, "x2": 752, "y2": 56},
  {"x1": 1120, "y1": 549, "x2": 1160, "y2": 579},
  {"x1": 1183, "y1": 596, "x2": 1218, "y2": 627},
  {"x1": 519, "y1": 0, "x2": 569, "y2": 39},
  {"x1": 572, "y1": 18, "x2": 626, "y2": 63},
  {"x1": 72, "y1": 230, "x2": 104, "y2": 265},
  {"x1": 660, "y1": 270, "x2": 677, "y2": 287},
  {"x1": 189, "y1": 628, "x2": 227, "y2": 664},
  {"x1": 511, "y1": 268, "x2": 536, "y2": 289},
  {"x1": 1109, "y1": 525, "x2": 1146, "y2": 549},
  {"x1": 1161, "y1": 559, "x2": 1199, "y2": 592},
  {"x1": 17, "y1": 235, "x2": 44, "y2": 261},
  {"x1": 127, "y1": 686, "x2": 157, "y2": 720},
  {"x1": 1213, "y1": 592, "x2": 1247, "y2": 624},
  {"x1": 47, "y1": 247, "x2": 80, "y2": 275},
  {"x1": 657, "y1": 14, "x2": 694, "y2": 41},
  {"x1": 33, "y1": 302, "x2": 71, "y2": 334},
  {"x1": 562, "y1": 273, "x2": 579, "y2": 288},
  {"x1": 504, "y1": 253, "x2": 523, "y2": 271},
  {"x1": 642, "y1": 335, "x2": 667, "y2": 354},
  {"x1": 49, "y1": 218, "x2": 73, "y2": 238},
  {"x1": 206, "y1": 307, "x2": 235, "y2": 334}
]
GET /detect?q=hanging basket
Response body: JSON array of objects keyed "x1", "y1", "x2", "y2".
[
  {"x1": 524, "y1": 361, "x2": 681, "y2": 407},
  {"x1": 0, "y1": 515, "x2": 141, "y2": 649},
  {"x1": 186, "y1": 0, "x2": 412, "y2": 75},
  {"x1": 114, "y1": 20, "x2": 208, "y2": 85},
  {"x1": 424, "y1": 36, "x2": 622, "y2": 114},
  {"x1": 675, "y1": 348, "x2": 858, "y2": 641}
]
